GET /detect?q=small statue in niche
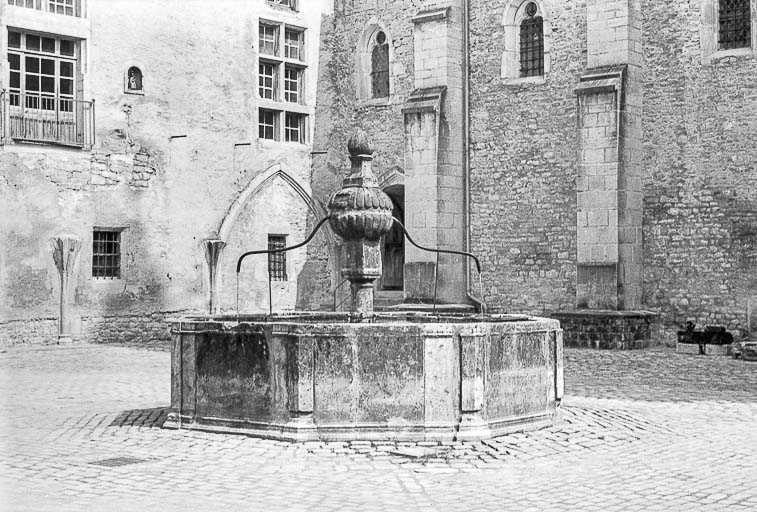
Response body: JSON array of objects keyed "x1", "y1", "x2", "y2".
[{"x1": 127, "y1": 67, "x2": 143, "y2": 92}]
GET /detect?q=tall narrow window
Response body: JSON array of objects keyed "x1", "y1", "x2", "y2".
[
  {"x1": 370, "y1": 31, "x2": 390, "y2": 98},
  {"x1": 519, "y1": 2, "x2": 544, "y2": 77},
  {"x1": 259, "y1": 62, "x2": 277, "y2": 99},
  {"x1": 284, "y1": 29, "x2": 304, "y2": 61},
  {"x1": 93, "y1": 230, "x2": 121, "y2": 279},
  {"x1": 268, "y1": 235, "x2": 287, "y2": 281},
  {"x1": 284, "y1": 66, "x2": 302, "y2": 103},
  {"x1": 284, "y1": 112, "x2": 306, "y2": 143},
  {"x1": 719, "y1": 0, "x2": 751, "y2": 50},
  {"x1": 259, "y1": 108, "x2": 278, "y2": 140}
]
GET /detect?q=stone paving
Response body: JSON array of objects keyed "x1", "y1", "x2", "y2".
[{"x1": 0, "y1": 343, "x2": 756, "y2": 511}]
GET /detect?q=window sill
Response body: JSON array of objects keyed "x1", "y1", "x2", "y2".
[
  {"x1": 708, "y1": 47, "x2": 754, "y2": 62},
  {"x1": 356, "y1": 97, "x2": 392, "y2": 108},
  {"x1": 502, "y1": 75, "x2": 546, "y2": 86},
  {"x1": 92, "y1": 278, "x2": 125, "y2": 294},
  {"x1": 124, "y1": 89, "x2": 145, "y2": 96}
]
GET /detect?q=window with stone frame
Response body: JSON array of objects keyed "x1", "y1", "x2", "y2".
[
  {"x1": 284, "y1": 112, "x2": 306, "y2": 143},
  {"x1": 283, "y1": 65, "x2": 303, "y2": 103},
  {"x1": 92, "y1": 230, "x2": 121, "y2": 279},
  {"x1": 267, "y1": 235, "x2": 287, "y2": 281},
  {"x1": 259, "y1": 23, "x2": 279, "y2": 56},
  {"x1": 519, "y1": 2, "x2": 544, "y2": 77},
  {"x1": 267, "y1": 0, "x2": 297, "y2": 11},
  {"x1": 7, "y1": 0, "x2": 81, "y2": 17},
  {"x1": 259, "y1": 108, "x2": 279, "y2": 140},
  {"x1": 284, "y1": 28, "x2": 304, "y2": 61},
  {"x1": 718, "y1": 0, "x2": 752, "y2": 50},
  {"x1": 370, "y1": 30, "x2": 390, "y2": 98},
  {"x1": 259, "y1": 61, "x2": 277, "y2": 99}
]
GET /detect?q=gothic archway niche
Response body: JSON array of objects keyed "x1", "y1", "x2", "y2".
[
  {"x1": 501, "y1": 0, "x2": 552, "y2": 83},
  {"x1": 356, "y1": 22, "x2": 394, "y2": 102}
]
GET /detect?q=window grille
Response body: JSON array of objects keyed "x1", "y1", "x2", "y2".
[
  {"x1": 719, "y1": 0, "x2": 751, "y2": 50},
  {"x1": 92, "y1": 231, "x2": 121, "y2": 278},
  {"x1": 519, "y1": 9, "x2": 544, "y2": 78},
  {"x1": 259, "y1": 62, "x2": 276, "y2": 99},
  {"x1": 285, "y1": 112, "x2": 305, "y2": 143},
  {"x1": 285, "y1": 29, "x2": 304, "y2": 60},
  {"x1": 259, "y1": 109, "x2": 278, "y2": 140},
  {"x1": 284, "y1": 66, "x2": 301, "y2": 103},
  {"x1": 267, "y1": 235, "x2": 287, "y2": 281},
  {"x1": 259, "y1": 24, "x2": 279, "y2": 56},
  {"x1": 370, "y1": 31, "x2": 390, "y2": 98}
]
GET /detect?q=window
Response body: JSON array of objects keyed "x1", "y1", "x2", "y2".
[
  {"x1": 519, "y1": 3, "x2": 544, "y2": 77},
  {"x1": 126, "y1": 66, "x2": 143, "y2": 93},
  {"x1": 256, "y1": 21, "x2": 309, "y2": 142},
  {"x1": 267, "y1": 235, "x2": 287, "y2": 281},
  {"x1": 6, "y1": 29, "x2": 93, "y2": 146},
  {"x1": 92, "y1": 230, "x2": 121, "y2": 279},
  {"x1": 259, "y1": 62, "x2": 277, "y2": 99},
  {"x1": 259, "y1": 23, "x2": 279, "y2": 56},
  {"x1": 268, "y1": 0, "x2": 297, "y2": 10},
  {"x1": 284, "y1": 29, "x2": 304, "y2": 60},
  {"x1": 719, "y1": 0, "x2": 751, "y2": 50},
  {"x1": 259, "y1": 108, "x2": 278, "y2": 140},
  {"x1": 285, "y1": 112, "x2": 306, "y2": 143},
  {"x1": 284, "y1": 66, "x2": 302, "y2": 103},
  {"x1": 370, "y1": 31, "x2": 390, "y2": 98},
  {"x1": 7, "y1": 0, "x2": 81, "y2": 16}
]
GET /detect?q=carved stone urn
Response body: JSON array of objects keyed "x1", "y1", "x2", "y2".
[{"x1": 327, "y1": 130, "x2": 394, "y2": 314}]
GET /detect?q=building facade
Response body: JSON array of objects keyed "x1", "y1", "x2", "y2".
[
  {"x1": 0, "y1": 0, "x2": 332, "y2": 345},
  {"x1": 312, "y1": 0, "x2": 757, "y2": 343}
]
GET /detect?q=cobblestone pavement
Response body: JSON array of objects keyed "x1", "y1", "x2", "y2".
[{"x1": 1, "y1": 343, "x2": 756, "y2": 511}]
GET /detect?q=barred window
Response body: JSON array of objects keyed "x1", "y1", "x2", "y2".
[
  {"x1": 519, "y1": 3, "x2": 544, "y2": 77},
  {"x1": 92, "y1": 230, "x2": 121, "y2": 279},
  {"x1": 268, "y1": 235, "x2": 287, "y2": 281},
  {"x1": 370, "y1": 31, "x2": 390, "y2": 98},
  {"x1": 719, "y1": 0, "x2": 751, "y2": 50}
]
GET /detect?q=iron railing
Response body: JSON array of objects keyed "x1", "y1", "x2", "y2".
[{"x1": 1, "y1": 91, "x2": 95, "y2": 148}]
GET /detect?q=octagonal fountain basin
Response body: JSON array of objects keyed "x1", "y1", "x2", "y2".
[{"x1": 164, "y1": 312, "x2": 564, "y2": 442}]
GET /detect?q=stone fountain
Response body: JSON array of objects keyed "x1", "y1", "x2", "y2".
[{"x1": 164, "y1": 132, "x2": 564, "y2": 442}]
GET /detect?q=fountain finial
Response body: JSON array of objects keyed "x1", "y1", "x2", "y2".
[{"x1": 327, "y1": 130, "x2": 395, "y2": 314}]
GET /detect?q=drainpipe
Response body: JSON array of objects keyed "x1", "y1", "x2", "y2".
[{"x1": 462, "y1": 0, "x2": 485, "y2": 313}]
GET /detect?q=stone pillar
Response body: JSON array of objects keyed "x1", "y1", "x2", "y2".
[
  {"x1": 575, "y1": 0, "x2": 643, "y2": 310},
  {"x1": 202, "y1": 239, "x2": 226, "y2": 315},
  {"x1": 50, "y1": 235, "x2": 82, "y2": 342},
  {"x1": 403, "y1": 3, "x2": 466, "y2": 304}
]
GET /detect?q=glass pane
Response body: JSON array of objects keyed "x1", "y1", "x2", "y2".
[
  {"x1": 41, "y1": 58, "x2": 55, "y2": 75},
  {"x1": 25, "y1": 75, "x2": 39, "y2": 92},
  {"x1": 41, "y1": 76, "x2": 54, "y2": 93},
  {"x1": 8, "y1": 31, "x2": 21, "y2": 49},
  {"x1": 60, "y1": 61, "x2": 73, "y2": 77},
  {"x1": 60, "y1": 78, "x2": 73, "y2": 95},
  {"x1": 60, "y1": 39, "x2": 74, "y2": 56},
  {"x1": 41, "y1": 37, "x2": 55, "y2": 53},
  {"x1": 10, "y1": 71, "x2": 20, "y2": 89},
  {"x1": 8, "y1": 53, "x2": 21, "y2": 70},
  {"x1": 25, "y1": 56, "x2": 39, "y2": 73},
  {"x1": 26, "y1": 35, "x2": 40, "y2": 51}
]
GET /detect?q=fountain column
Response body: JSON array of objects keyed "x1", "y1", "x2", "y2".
[
  {"x1": 51, "y1": 235, "x2": 82, "y2": 343},
  {"x1": 202, "y1": 239, "x2": 226, "y2": 314},
  {"x1": 328, "y1": 131, "x2": 394, "y2": 315}
]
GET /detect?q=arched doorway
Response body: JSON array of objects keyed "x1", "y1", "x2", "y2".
[{"x1": 379, "y1": 185, "x2": 404, "y2": 291}]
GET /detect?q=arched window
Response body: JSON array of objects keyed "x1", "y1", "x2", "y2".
[
  {"x1": 357, "y1": 23, "x2": 392, "y2": 102},
  {"x1": 370, "y1": 31, "x2": 390, "y2": 98},
  {"x1": 501, "y1": 0, "x2": 550, "y2": 83},
  {"x1": 519, "y1": 2, "x2": 543, "y2": 77},
  {"x1": 126, "y1": 66, "x2": 143, "y2": 93}
]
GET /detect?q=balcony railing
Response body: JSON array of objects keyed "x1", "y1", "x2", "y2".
[
  {"x1": 6, "y1": 0, "x2": 82, "y2": 17},
  {"x1": 1, "y1": 91, "x2": 95, "y2": 148}
]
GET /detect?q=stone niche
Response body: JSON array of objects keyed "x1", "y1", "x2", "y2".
[{"x1": 165, "y1": 313, "x2": 564, "y2": 442}]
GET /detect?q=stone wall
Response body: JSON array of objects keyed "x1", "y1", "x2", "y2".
[
  {"x1": 551, "y1": 310, "x2": 658, "y2": 349},
  {"x1": 468, "y1": 0, "x2": 587, "y2": 314},
  {"x1": 0, "y1": 0, "x2": 329, "y2": 344},
  {"x1": 641, "y1": 0, "x2": 757, "y2": 339}
]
